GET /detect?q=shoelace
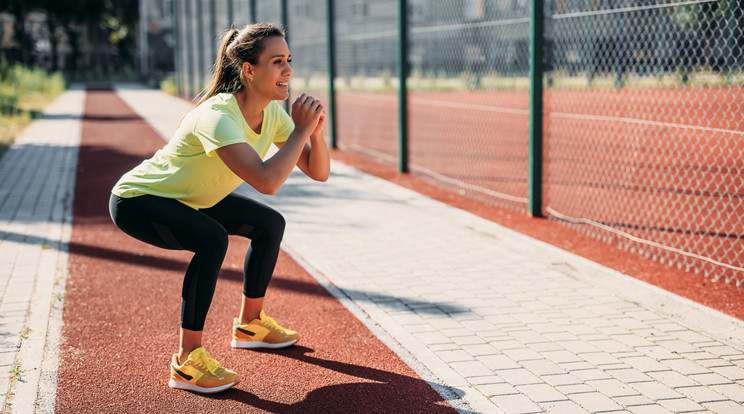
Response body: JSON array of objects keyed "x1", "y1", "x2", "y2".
[
  {"x1": 262, "y1": 314, "x2": 285, "y2": 331},
  {"x1": 194, "y1": 351, "x2": 222, "y2": 376}
]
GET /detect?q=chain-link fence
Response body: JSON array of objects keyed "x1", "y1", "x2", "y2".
[
  {"x1": 544, "y1": 0, "x2": 744, "y2": 285},
  {"x1": 408, "y1": 1, "x2": 531, "y2": 209},
  {"x1": 167, "y1": 0, "x2": 744, "y2": 286}
]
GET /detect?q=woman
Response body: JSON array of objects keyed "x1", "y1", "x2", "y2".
[{"x1": 109, "y1": 23, "x2": 329, "y2": 394}]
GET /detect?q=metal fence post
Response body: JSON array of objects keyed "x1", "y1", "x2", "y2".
[
  {"x1": 171, "y1": 0, "x2": 182, "y2": 96},
  {"x1": 210, "y1": 0, "x2": 217, "y2": 64},
  {"x1": 186, "y1": 0, "x2": 195, "y2": 97},
  {"x1": 326, "y1": 0, "x2": 337, "y2": 149},
  {"x1": 725, "y1": 0, "x2": 738, "y2": 82},
  {"x1": 249, "y1": 0, "x2": 256, "y2": 24},
  {"x1": 281, "y1": 0, "x2": 288, "y2": 41},
  {"x1": 139, "y1": 0, "x2": 149, "y2": 80},
  {"x1": 281, "y1": 0, "x2": 289, "y2": 112},
  {"x1": 227, "y1": 0, "x2": 234, "y2": 28},
  {"x1": 196, "y1": 0, "x2": 205, "y2": 97},
  {"x1": 528, "y1": 0, "x2": 544, "y2": 217},
  {"x1": 397, "y1": 0, "x2": 409, "y2": 173}
]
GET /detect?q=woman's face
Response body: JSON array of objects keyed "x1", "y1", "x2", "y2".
[{"x1": 249, "y1": 36, "x2": 292, "y2": 101}]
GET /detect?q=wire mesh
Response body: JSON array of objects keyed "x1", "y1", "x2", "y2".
[
  {"x1": 254, "y1": 0, "x2": 281, "y2": 24},
  {"x1": 544, "y1": 0, "x2": 744, "y2": 284},
  {"x1": 231, "y1": 0, "x2": 254, "y2": 27},
  {"x1": 408, "y1": 0, "x2": 531, "y2": 209},
  {"x1": 167, "y1": 0, "x2": 744, "y2": 287},
  {"x1": 333, "y1": 1, "x2": 399, "y2": 167},
  {"x1": 286, "y1": 0, "x2": 329, "y2": 125}
]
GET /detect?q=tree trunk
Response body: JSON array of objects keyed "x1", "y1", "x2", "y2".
[
  {"x1": 47, "y1": 16, "x2": 58, "y2": 72},
  {"x1": 13, "y1": 5, "x2": 29, "y2": 65},
  {"x1": 65, "y1": 26, "x2": 80, "y2": 76}
]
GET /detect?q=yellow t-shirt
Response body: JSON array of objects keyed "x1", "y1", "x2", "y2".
[{"x1": 112, "y1": 93, "x2": 294, "y2": 209}]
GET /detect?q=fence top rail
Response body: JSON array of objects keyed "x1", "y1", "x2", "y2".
[
  {"x1": 332, "y1": 0, "x2": 718, "y2": 41},
  {"x1": 551, "y1": 0, "x2": 720, "y2": 19},
  {"x1": 411, "y1": 17, "x2": 531, "y2": 34}
]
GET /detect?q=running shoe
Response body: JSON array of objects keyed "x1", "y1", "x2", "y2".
[
  {"x1": 168, "y1": 347, "x2": 239, "y2": 393},
  {"x1": 231, "y1": 310, "x2": 298, "y2": 349}
]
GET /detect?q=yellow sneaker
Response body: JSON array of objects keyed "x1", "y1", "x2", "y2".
[
  {"x1": 231, "y1": 310, "x2": 299, "y2": 349},
  {"x1": 168, "y1": 347, "x2": 239, "y2": 393}
]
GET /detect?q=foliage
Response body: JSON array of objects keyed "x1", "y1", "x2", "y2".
[
  {"x1": 0, "y1": 61, "x2": 65, "y2": 160},
  {"x1": 669, "y1": 0, "x2": 728, "y2": 33},
  {"x1": 0, "y1": 0, "x2": 139, "y2": 74}
]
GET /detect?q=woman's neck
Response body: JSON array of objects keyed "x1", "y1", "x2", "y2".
[{"x1": 233, "y1": 88, "x2": 269, "y2": 126}]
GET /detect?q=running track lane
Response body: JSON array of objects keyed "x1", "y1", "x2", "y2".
[{"x1": 56, "y1": 88, "x2": 456, "y2": 413}]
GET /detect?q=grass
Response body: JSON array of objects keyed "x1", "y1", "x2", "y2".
[
  {"x1": 281, "y1": 67, "x2": 744, "y2": 94},
  {"x1": 0, "y1": 63, "x2": 66, "y2": 161},
  {"x1": 161, "y1": 66, "x2": 743, "y2": 101}
]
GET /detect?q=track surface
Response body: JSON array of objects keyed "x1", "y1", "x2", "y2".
[
  {"x1": 55, "y1": 89, "x2": 455, "y2": 413},
  {"x1": 331, "y1": 87, "x2": 744, "y2": 291}
]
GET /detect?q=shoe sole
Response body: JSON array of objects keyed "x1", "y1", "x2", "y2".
[
  {"x1": 168, "y1": 378, "x2": 237, "y2": 394},
  {"x1": 230, "y1": 338, "x2": 297, "y2": 349}
]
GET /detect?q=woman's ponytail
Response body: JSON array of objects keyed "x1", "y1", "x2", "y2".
[{"x1": 195, "y1": 29, "x2": 241, "y2": 106}]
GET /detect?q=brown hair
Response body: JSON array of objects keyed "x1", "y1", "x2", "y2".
[{"x1": 195, "y1": 23, "x2": 286, "y2": 107}]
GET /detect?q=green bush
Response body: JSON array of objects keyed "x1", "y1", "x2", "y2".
[{"x1": 0, "y1": 61, "x2": 66, "y2": 160}]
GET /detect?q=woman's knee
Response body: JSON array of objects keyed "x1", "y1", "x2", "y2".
[
  {"x1": 266, "y1": 209, "x2": 286, "y2": 238},
  {"x1": 199, "y1": 225, "x2": 230, "y2": 255}
]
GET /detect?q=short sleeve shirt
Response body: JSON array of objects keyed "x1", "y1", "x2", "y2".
[{"x1": 111, "y1": 93, "x2": 294, "y2": 209}]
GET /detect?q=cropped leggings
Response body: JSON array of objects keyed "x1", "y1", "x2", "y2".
[{"x1": 109, "y1": 193, "x2": 285, "y2": 331}]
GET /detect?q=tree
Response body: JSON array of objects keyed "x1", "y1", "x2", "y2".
[
  {"x1": 0, "y1": 0, "x2": 138, "y2": 75},
  {"x1": 668, "y1": 0, "x2": 736, "y2": 81},
  {"x1": 0, "y1": 0, "x2": 42, "y2": 65}
]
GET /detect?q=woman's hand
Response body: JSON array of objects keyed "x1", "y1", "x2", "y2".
[
  {"x1": 275, "y1": 96, "x2": 330, "y2": 182},
  {"x1": 291, "y1": 94, "x2": 324, "y2": 138},
  {"x1": 311, "y1": 111, "x2": 326, "y2": 139}
]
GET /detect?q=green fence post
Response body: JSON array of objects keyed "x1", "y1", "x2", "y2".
[
  {"x1": 186, "y1": 0, "x2": 195, "y2": 97},
  {"x1": 210, "y1": 0, "x2": 217, "y2": 64},
  {"x1": 196, "y1": 0, "x2": 204, "y2": 97},
  {"x1": 397, "y1": 0, "x2": 409, "y2": 173},
  {"x1": 281, "y1": 0, "x2": 289, "y2": 112},
  {"x1": 281, "y1": 0, "x2": 288, "y2": 43},
  {"x1": 227, "y1": 0, "x2": 234, "y2": 28},
  {"x1": 583, "y1": 0, "x2": 594, "y2": 86},
  {"x1": 250, "y1": 0, "x2": 256, "y2": 23},
  {"x1": 725, "y1": 0, "x2": 738, "y2": 83},
  {"x1": 528, "y1": 0, "x2": 544, "y2": 217},
  {"x1": 172, "y1": 0, "x2": 182, "y2": 96},
  {"x1": 326, "y1": 0, "x2": 338, "y2": 149}
]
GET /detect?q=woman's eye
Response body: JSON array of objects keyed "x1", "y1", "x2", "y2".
[{"x1": 287, "y1": 58, "x2": 292, "y2": 63}]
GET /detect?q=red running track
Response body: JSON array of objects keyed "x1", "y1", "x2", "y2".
[{"x1": 56, "y1": 89, "x2": 455, "y2": 413}]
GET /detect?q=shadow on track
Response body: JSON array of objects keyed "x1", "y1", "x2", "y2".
[{"x1": 204, "y1": 346, "x2": 469, "y2": 414}]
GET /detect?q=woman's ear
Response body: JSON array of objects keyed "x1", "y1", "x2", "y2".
[{"x1": 241, "y1": 62, "x2": 254, "y2": 82}]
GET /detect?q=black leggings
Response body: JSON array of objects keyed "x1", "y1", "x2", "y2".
[{"x1": 109, "y1": 193, "x2": 285, "y2": 331}]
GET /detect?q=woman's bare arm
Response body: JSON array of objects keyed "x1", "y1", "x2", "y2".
[{"x1": 215, "y1": 94, "x2": 323, "y2": 194}]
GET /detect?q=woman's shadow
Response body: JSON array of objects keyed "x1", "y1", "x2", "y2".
[{"x1": 204, "y1": 345, "x2": 477, "y2": 413}]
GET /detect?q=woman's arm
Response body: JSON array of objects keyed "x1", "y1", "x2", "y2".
[
  {"x1": 276, "y1": 111, "x2": 330, "y2": 182},
  {"x1": 215, "y1": 94, "x2": 323, "y2": 195}
]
